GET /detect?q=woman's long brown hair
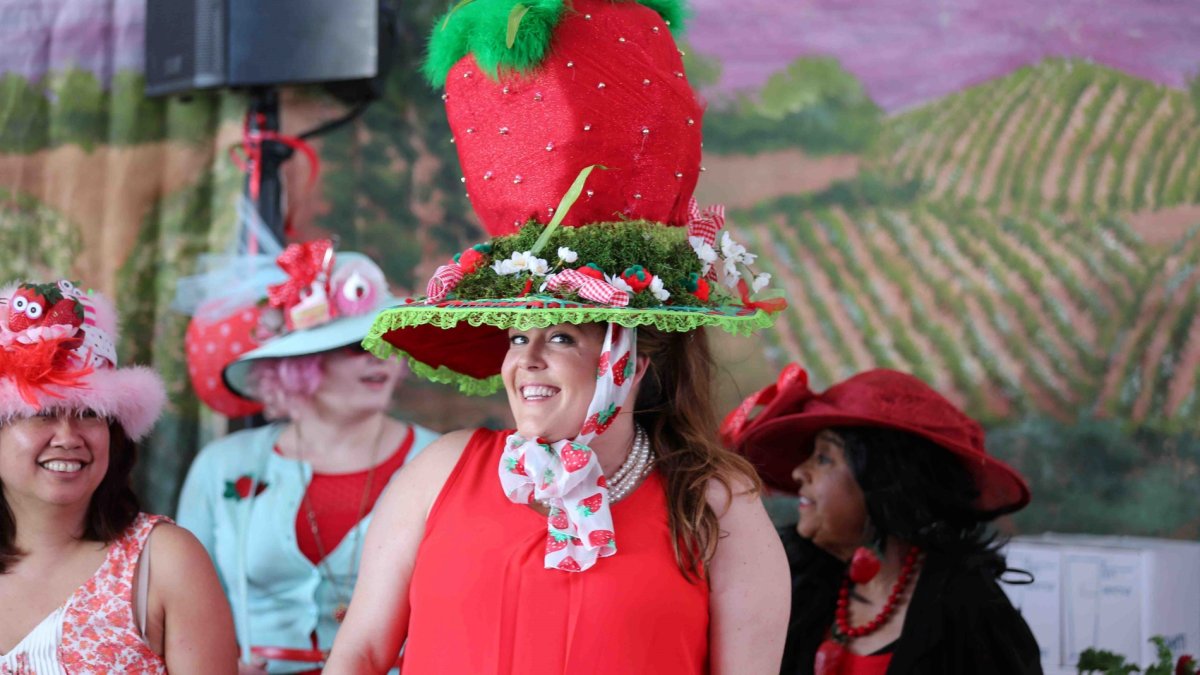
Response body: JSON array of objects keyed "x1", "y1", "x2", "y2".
[{"x1": 632, "y1": 326, "x2": 762, "y2": 581}]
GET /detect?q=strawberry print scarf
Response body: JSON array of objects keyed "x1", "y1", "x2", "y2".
[{"x1": 498, "y1": 323, "x2": 638, "y2": 572}]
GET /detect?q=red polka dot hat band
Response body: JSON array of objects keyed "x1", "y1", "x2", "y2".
[{"x1": 365, "y1": 0, "x2": 787, "y2": 395}]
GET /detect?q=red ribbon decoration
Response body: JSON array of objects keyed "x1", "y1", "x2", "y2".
[
  {"x1": 719, "y1": 363, "x2": 808, "y2": 448},
  {"x1": 546, "y1": 269, "x2": 630, "y2": 307},
  {"x1": 737, "y1": 278, "x2": 788, "y2": 315},
  {"x1": 686, "y1": 197, "x2": 724, "y2": 247},
  {"x1": 426, "y1": 263, "x2": 466, "y2": 303},
  {"x1": 267, "y1": 240, "x2": 334, "y2": 313},
  {"x1": 229, "y1": 112, "x2": 321, "y2": 238}
]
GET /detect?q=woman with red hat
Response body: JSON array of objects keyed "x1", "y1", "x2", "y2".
[
  {"x1": 323, "y1": 0, "x2": 792, "y2": 672},
  {"x1": 724, "y1": 365, "x2": 1042, "y2": 675},
  {"x1": 0, "y1": 280, "x2": 237, "y2": 673}
]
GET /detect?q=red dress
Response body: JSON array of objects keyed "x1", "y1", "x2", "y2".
[{"x1": 402, "y1": 429, "x2": 710, "y2": 674}]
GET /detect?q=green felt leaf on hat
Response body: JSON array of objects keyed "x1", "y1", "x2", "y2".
[
  {"x1": 530, "y1": 164, "x2": 605, "y2": 255},
  {"x1": 423, "y1": 0, "x2": 690, "y2": 87},
  {"x1": 505, "y1": 3, "x2": 531, "y2": 49}
]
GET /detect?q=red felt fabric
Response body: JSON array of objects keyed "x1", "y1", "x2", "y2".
[{"x1": 442, "y1": 0, "x2": 704, "y2": 237}]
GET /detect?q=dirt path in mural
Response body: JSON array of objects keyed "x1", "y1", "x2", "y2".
[
  {"x1": 0, "y1": 142, "x2": 216, "y2": 292},
  {"x1": 694, "y1": 149, "x2": 860, "y2": 210}
]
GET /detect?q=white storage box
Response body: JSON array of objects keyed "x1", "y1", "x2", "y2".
[{"x1": 1002, "y1": 534, "x2": 1200, "y2": 675}]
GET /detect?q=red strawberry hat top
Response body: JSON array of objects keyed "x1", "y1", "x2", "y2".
[{"x1": 430, "y1": 0, "x2": 701, "y2": 236}]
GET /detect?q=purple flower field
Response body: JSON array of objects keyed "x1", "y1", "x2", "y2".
[
  {"x1": 689, "y1": 0, "x2": 1200, "y2": 112},
  {"x1": 2, "y1": 0, "x2": 1198, "y2": 113}
]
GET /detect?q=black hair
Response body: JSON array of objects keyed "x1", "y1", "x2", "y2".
[
  {"x1": 1, "y1": 419, "x2": 141, "y2": 573},
  {"x1": 835, "y1": 425, "x2": 1008, "y2": 577}
]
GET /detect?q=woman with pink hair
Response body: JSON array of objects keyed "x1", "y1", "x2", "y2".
[
  {"x1": 177, "y1": 243, "x2": 438, "y2": 674},
  {"x1": 0, "y1": 279, "x2": 238, "y2": 674}
]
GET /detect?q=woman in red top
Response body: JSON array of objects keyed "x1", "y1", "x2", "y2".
[{"x1": 325, "y1": 1, "x2": 791, "y2": 672}]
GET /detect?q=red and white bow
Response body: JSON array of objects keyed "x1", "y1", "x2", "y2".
[{"x1": 545, "y1": 269, "x2": 630, "y2": 307}]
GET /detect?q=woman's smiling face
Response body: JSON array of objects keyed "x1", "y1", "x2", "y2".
[
  {"x1": 791, "y1": 430, "x2": 868, "y2": 560},
  {"x1": 0, "y1": 410, "x2": 111, "y2": 509},
  {"x1": 501, "y1": 323, "x2": 606, "y2": 442}
]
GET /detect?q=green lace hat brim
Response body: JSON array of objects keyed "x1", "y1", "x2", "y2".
[{"x1": 363, "y1": 296, "x2": 774, "y2": 395}]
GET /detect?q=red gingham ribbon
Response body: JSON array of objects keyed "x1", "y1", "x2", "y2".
[
  {"x1": 426, "y1": 263, "x2": 465, "y2": 303},
  {"x1": 546, "y1": 269, "x2": 630, "y2": 307},
  {"x1": 686, "y1": 197, "x2": 725, "y2": 247}
]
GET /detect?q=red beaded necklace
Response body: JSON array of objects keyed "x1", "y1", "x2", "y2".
[{"x1": 834, "y1": 545, "x2": 922, "y2": 640}]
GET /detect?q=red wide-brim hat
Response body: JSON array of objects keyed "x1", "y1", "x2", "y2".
[{"x1": 723, "y1": 365, "x2": 1031, "y2": 516}]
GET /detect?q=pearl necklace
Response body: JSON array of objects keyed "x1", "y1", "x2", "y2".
[
  {"x1": 539, "y1": 425, "x2": 655, "y2": 507},
  {"x1": 607, "y1": 425, "x2": 654, "y2": 503}
]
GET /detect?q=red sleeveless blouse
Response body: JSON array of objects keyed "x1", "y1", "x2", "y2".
[{"x1": 402, "y1": 428, "x2": 710, "y2": 674}]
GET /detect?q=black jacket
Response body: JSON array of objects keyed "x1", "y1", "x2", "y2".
[{"x1": 778, "y1": 526, "x2": 1044, "y2": 675}]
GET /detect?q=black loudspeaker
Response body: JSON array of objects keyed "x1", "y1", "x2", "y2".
[{"x1": 145, "y1": 0, "x2": 395, "y2": 100}]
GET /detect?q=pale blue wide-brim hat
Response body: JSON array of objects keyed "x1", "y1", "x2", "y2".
[{"x1": 223, "y1": 251, "x2": 401, "y2": 400}]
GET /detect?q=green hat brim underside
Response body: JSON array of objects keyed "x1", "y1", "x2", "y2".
[{"x1": 363, "y1": 298, "x2": 774, "y2": 395}]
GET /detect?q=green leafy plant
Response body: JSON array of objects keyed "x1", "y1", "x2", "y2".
[{"x1": 1077, "y1": 636, "x2": 1198, "y2": 675}]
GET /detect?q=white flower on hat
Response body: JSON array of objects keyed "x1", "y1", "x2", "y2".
[
  {"x1": 720, "y1": 258, "x2": 741, "y2": 289},
  {"x1": 494, "y1": 251, "x2": 550, "y2": 277},
  {"x1": 721, "y1": 231, "x2": 756, "y2": 266},
  {"x1": 557, "y1": 247, "x2": 578, "y2": 264},
  {"x1": 689, "y1": 236, "x2": 718, "y2": 276},
  {"x1": 752, "y1": 272, "x2": 772, "y2": 294},
  {"x1": 606, "y1": 273, "x2": 634, "y2": 294},
  {"x1": 648, "y1": 275, "x2": 671, "y2": 302}
]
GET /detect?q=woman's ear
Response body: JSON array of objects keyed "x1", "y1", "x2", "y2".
[{"x1": 631, "y1": 354, "x2": 651, "y2": 390}]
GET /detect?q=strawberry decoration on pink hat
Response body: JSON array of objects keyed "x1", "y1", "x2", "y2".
[{"x1": 0, "y1": 280, "x2": 165, "y2": 440}]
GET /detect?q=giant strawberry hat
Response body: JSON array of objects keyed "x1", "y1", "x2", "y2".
[
  {"x1": 365, "y1": 0, "x2": 785, "y2": 394},
  {"x1": 0, "y1": 280, "x2": 166, "y2": 440}
]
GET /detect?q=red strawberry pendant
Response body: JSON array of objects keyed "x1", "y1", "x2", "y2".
[{"x1": 848, "y1": 546, "x2": 882, "y2": 584}]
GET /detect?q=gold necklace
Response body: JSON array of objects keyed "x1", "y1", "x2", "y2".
[{"x1": 290, "y1": 419, "x2": 389, "y2": 623}]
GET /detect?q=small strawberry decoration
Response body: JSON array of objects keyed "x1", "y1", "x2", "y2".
[
  {"x1": 580, "y1": 403, "x2": 620, "y2": 435},
  {"x1": 620, "y1": 266, "x2": 652, "y2": 294},
  {"x1": 685, "y1": 272, "x2": 711, "y2": 302},
  {"x1": 588, "y1": 530, "x2": 615, "y2": 548},
  {"x1": 223, "y1": 475, "x2": 268, "y2": 501},
  {"x1": 455, "y1": 243, "x2": 491, "y2": 273},
  {"x1": 612, "y1": 352, "x2": 633, "y2": 386},
  {"x1": 560, "y1": 443, "x2": 591, "y2": 473},
  {"x1": 546, "y1": 532, "x2": 570, "y2": 553},
  {"x1": 596, "y1": 351, "x2": 611, "y2": 378},
  {"x1": 503, "y1": 453, "x2": 527, "y2": 476},
  {"x1": 597, "y1": 475, "x2": 608, "y2": 489},
  {"x1": 541, "y1": 467, "x2": 554, "y2": 490},
  {"x1": 577, "y1": 492, "x2": 604, "y2": 517},
  {"x1": 550, "y1": 508, "x2": 569, "y2": 530},
  {"x1": 7, "y1": 283, "x2": 83, "y2": 334},
  {"x1": 557, "y1": 557, "x2": 582, "y2": 572},
  {"x1": 576, "y1": 264, "x2": 605, "y2": 281}
]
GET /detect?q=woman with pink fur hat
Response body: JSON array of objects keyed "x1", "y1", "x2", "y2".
[{"x1": 0, "y1": 279, "x2": 238, "y2": 674}]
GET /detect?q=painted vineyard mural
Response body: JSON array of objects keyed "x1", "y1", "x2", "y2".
[{"x1": 0, "y1": 0, "x2": 1198, "y2": 535}]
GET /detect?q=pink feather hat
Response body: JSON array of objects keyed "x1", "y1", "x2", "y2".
[{"x1": 0, "y1": 280, "x2": 166, "y2": 440}]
